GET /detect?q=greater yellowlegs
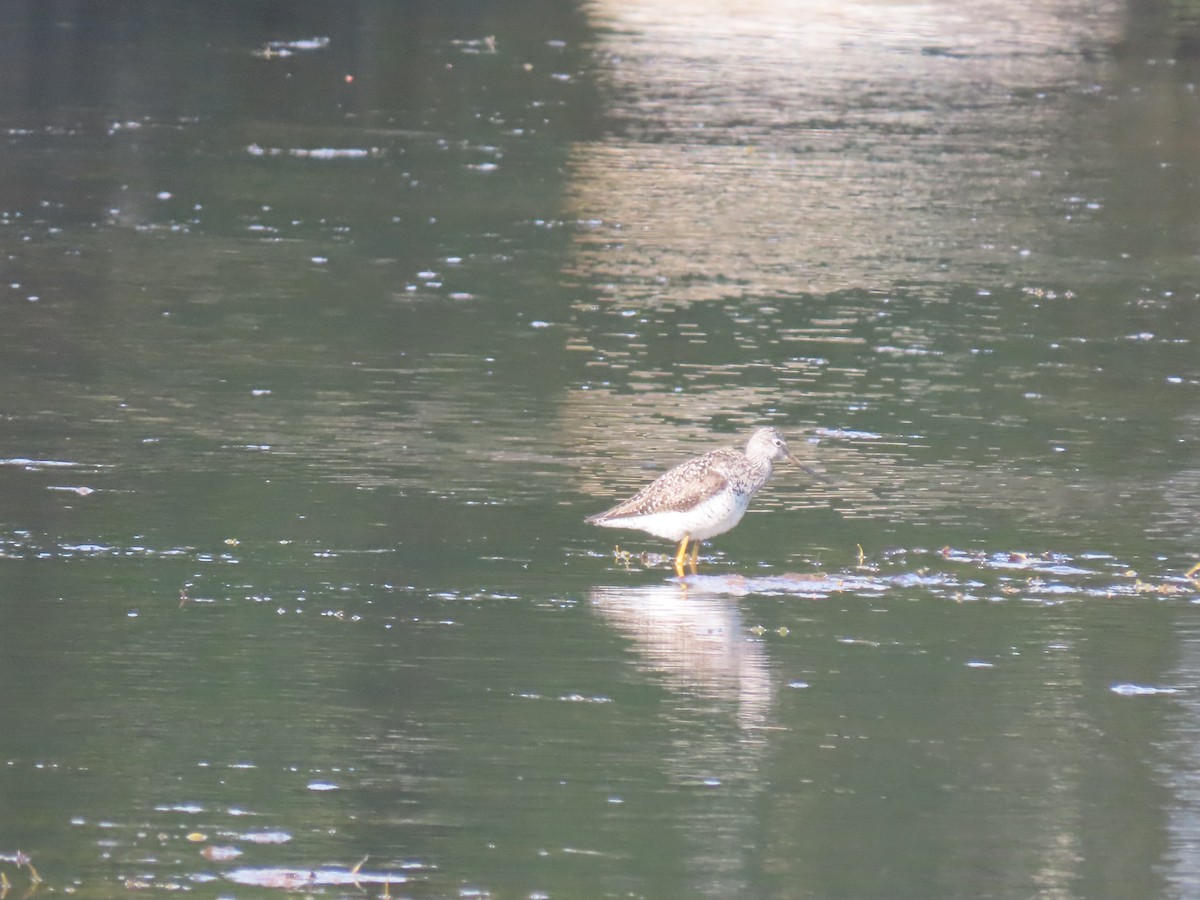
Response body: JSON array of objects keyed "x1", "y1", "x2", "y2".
[{"x1": 586, "y1": 427, "x2": 822, "y2": 574}]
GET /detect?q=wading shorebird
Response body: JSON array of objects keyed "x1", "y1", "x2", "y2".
[{"x1": 586, "y1": 427, "x2": 823, "y2": 575}]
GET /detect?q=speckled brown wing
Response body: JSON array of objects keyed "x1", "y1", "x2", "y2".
[{"x1": 587, "y1": 450, "x2": 732, "y2": 521}]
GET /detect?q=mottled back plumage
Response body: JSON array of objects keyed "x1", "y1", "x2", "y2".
[{"x1": 587, "y1": 452, "x2": 731, "y2": 521}]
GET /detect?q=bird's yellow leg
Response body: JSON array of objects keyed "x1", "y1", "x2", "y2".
[
  {"x1": 690, "y1": 540, "x2": 701, "y2": 568},
  {"x1": 674, "y1": 536, "x2": 691, "y2": 575}
]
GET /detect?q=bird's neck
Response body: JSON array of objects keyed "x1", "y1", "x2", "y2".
[{"x1": 747, "y1": 456, "x2": 774, "y2": 483}]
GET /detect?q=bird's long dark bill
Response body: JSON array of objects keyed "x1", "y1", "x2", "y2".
[{"x1": 787, "y1": 453, "x2": 831, "y2": 483}]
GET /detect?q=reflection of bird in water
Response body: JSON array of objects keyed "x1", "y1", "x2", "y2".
[
  {"x1": 586, "y1": 427, "x2": 823, "y2": 575},
  {"x1": 590, "y1": 583, "x2": 773, "y2": 895},
  {"x1": 589, "y1": 584, "x2": 773, "y2": 730}
]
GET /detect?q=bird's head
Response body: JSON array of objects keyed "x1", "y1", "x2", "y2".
[{"x1": 747, "y1": 427, "x2": 829, "y2": 482}]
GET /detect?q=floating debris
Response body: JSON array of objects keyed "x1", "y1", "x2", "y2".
[
  {"x1": 201, "y1": 845, "x2": 242, "y2": 862},
  {"x1": 277, "y1": 37, "x2": 329, "y2": 51},
  {"x1": 253, "y1": 36, "x2": 330, "y2": 58},
  {"x1": 1110, "y1": 683, "x2": 1182, "y2": 697},
  {"x1": 246, "y1": 144, "x2": 381, "y2": 160},
  {"x1": 225, "y1": 865, "x2": 406, "y2": 889},
  {"x1": 0, "y1": 457, "x2": 93, "y2": 469},
  {"x1": 558, "y1": 693, "x2": 613, "y2": 704},
  {"x1": 661, "y1": 546, "x2": 1200, "y2": 603},
  {"x1": 48, "y1": 485, "x2": 95, "y2": 496},
  {"x1": 237, "y1": 830, "x2": 291, "y2": 845},
  {"x1": 450, "y1": 36, "x2": 497, "y2": 54}
]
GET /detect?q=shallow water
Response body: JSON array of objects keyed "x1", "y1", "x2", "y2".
[{"x1": 2, "y1": 0, "x2": 1200, "y2": 897}]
